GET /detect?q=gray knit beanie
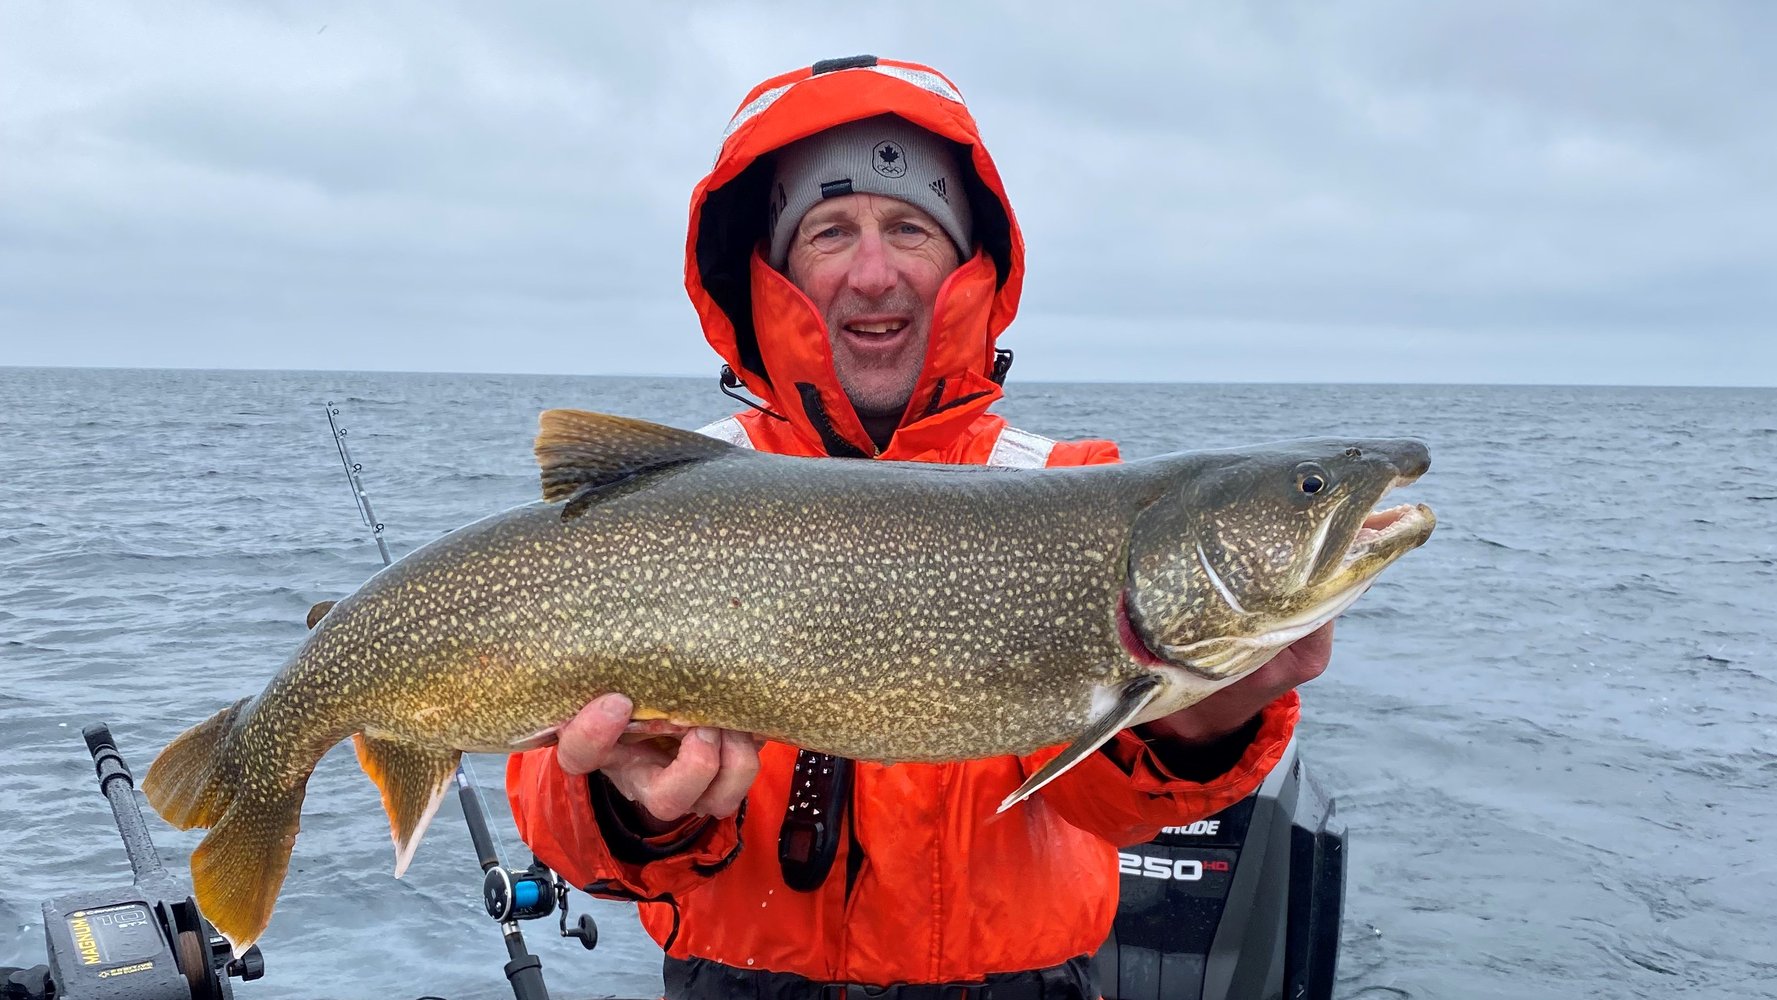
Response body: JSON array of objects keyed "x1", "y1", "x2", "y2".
[{"x1": 767, "y1": 115, "x2": 974, "y2": 270}]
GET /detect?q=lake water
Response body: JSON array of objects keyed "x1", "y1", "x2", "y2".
[{"x1": 1, "y1": 368, "x2": 1773, "y2": 999}]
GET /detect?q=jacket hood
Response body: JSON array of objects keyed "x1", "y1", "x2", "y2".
[{"x1": 686, "y1": 56, "x2": 1025, "y2": 458}]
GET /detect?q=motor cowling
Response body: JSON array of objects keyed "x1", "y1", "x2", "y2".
[{"x1": 1093, "y1": 739, "x2": 1346, "y2": 1000}]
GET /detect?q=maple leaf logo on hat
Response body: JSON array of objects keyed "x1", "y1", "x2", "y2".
[{"x1": 872, "y1": 140, "x2": 907, "y2": 178}]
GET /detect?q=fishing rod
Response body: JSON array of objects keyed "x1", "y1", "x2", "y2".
[
  {"x1": 324, "y1": 404, "x2": 391, "y2": 566},
  {"x1": 320, "y1": 402, "x2": 596, "y2": 1000}
]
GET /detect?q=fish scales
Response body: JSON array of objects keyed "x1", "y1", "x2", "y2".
[
  {"x1": 142, "y1": 409, "x2": 1436, "y2": 951},
  {"x1": 282, "y1": 451, "x2": 1147, "y2": 761}
]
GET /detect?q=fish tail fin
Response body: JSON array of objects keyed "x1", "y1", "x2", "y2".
[
  {"x1": 188, "y1": 775, "x2": 308, "y2": 953},
  {"x1": 998, "y1": 675, "x2": 1165, "y2": 814},
  {"x1": 145, "y1": 697, "x2": 319, "y2": 951},
  {"x1": 352, "y1": 733, "x2": 461, "y2": 877},
  {"x1": 142, "y1": 697, "x2": 252, "y2": 830}
]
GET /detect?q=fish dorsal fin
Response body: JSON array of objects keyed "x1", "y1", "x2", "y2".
[
  {"x1": 997, "y1": 674, "x2": 1164, "y2": 814},
  {"x1": 535, "y1": 409, "x2": 738, "y2": 509}
]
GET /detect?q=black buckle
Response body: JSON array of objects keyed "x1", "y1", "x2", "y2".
[{"x1": 990, "y1": 348, "x2": 1014, "y2": 385}]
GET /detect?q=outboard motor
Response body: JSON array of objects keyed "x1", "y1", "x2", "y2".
[{"x1": 1093, "y1": 739, "x2": 1345, "y2": 1000}]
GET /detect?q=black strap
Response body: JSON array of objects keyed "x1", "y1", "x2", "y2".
[
  {"x1": 664, "y1": 954, "x2": 1096, "y2": 1000},
  {"x1": 778, "y1": 751, "x2": 854, "y2": 891},
  {"x1": 720, "y1": 365, "x2": 788, "y2": 421},
  {"x1": 920, "y1": 378, "x2": 949, "y2": 419}
]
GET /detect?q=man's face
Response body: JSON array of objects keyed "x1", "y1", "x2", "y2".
[{"x1": 784, "y1": 193, "x2": 962, "y2": 424}]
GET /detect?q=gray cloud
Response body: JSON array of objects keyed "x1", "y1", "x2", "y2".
[{"x1": 1, "y1": 1, "x2": 1772, "y2": 385}]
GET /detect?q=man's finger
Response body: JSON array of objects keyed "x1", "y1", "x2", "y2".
[
  {"x1": 629, "y1": 728, "x2": 723, "y2": 822},
  {"x1": 556, "y1": 694, "x2": 635, "y2": 775},
  {"x1": 601, "y1": 736, "x2": 682, "y2": 772},
  {"x1": 688, "y1": 729, "x2": 763, "y2": 819}
]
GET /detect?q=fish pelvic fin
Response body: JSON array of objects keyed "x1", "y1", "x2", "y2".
[
  {"x1": 142, "y1": 697, "x2": 251, "y2": 830},
  {"x1": 351, "y1": 733, "x2": 461, "y2": 878},
  {"x1": 535, "y1": 409, "x2": 737, "y2": 514},
  {"x1": 998, "y1": 674, "x2": 1165, "y2": 814}
]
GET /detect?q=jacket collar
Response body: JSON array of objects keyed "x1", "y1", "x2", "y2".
[{"x1": 745, "y1": 247, "x2": 1005, "y2": 457}]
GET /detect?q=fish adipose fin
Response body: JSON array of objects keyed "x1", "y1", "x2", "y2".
[
  {"x1": 998, "y1": 674, "x2": 1164, "y2": 814},
  {"x1": 352, "y1": 733, "x2": 463, "y2": 878},
  {"x1": 305, "y1": 600, "x2": 337, "y2": 629},
  {"x1": 142, "y1": 697, "x2": 310, "y2": 953},
  {"x1": 535, "y1": 409, "x2": 738, "y2": 518}
]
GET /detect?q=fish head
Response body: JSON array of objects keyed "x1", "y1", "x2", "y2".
[{"x1": 1125, "y1": 438, "x2": 1436, "y2": 685}]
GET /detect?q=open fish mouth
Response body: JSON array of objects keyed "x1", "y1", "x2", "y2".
[
  {"x1": 1345, "y1": 501, "x2": 1437, "y2": 566},
  {"x1": 1251, "y1": 479, "x2": 1437, "y2": 644}
]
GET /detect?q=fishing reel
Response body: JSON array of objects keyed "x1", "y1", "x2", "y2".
[
  {"x1": 453, "y1": 764, "x2": 597, "y2": 991},
  {"x1": 10, "y1": 725, "x2": 265, "y2": 1000},
  {"x1": 481, "y1": 862, "x2": 598, "y2": 951}
]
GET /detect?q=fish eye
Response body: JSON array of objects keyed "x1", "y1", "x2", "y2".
[{"x1": 1294, "y1": 462, "x2": 1330, "y2": 496}]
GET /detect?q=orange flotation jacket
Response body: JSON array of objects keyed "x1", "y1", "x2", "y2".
[{"x1": 507, "y1": 56, "x2": 1299, "y2": 992}]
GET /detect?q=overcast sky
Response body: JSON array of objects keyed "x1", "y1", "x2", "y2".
[{"x1": 2, "y1": 2, "x2": 1772, "y2": 385}]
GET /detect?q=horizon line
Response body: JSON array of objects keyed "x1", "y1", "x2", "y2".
[{"x1": 2, "y1": 362, "x2": 1772, "y2": 392}]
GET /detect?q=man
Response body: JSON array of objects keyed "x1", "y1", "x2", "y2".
[{"x1": 507, "y1": 56, "x2": 1330, "y2": 999}]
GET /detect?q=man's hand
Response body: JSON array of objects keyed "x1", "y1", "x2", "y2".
[
  {"x1": 556, "y1": 694, "x2": 761, "y2": 834},
  {"x1": 1139, "y1": 621, "x2": 1335, "y2": 747}
]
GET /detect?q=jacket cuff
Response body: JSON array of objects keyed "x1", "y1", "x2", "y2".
[
  {"x1": 588, "y1": 772, "x2": 715, "y2": 864},
  {"x1": 507, "y1": 746, "x2": 743, "y2": 902},
  {"x1": 1135, "y1": 713, "x2": 1264, "y2": 782}
]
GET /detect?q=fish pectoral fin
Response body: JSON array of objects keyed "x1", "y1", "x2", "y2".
[
  {"x1": 305, "y1": 600, "x2": 337, "y2": 629},
  {"x1": 507, "y1": 725, "x2": 560, "y2": 751},
  {"x1": 535, "y1": 409, "x2": 738, "y2": 511},
  {"x1": 997, "y1": 674, "x2": 1165, "y2": 814},
  {"x1": 351, "y1": 733, "x2": 461, "y2": 878}
]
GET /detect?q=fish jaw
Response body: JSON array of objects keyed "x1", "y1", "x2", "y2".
[
  {"x1": 1157, "y1": 576, "x2": 1374, "y2": 679},
  {"x1": 1339, "y1": 501, "x2": 1437, "y2": 578}
]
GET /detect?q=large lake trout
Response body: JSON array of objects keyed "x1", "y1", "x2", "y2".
[{"x1": 143, "y1": 409, "x2": 1435, "y2": 950}]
